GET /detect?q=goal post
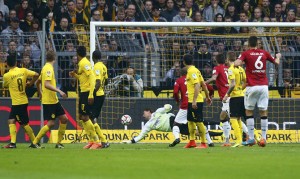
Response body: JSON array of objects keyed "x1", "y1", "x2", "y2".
[{"x1": 89, "y1": 21, "x2": 300, "y2": 143}]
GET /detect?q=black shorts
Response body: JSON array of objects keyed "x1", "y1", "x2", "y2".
[
  {"x1": 79, "y1": 92, "x2": 91, "y2": 115},
  {"x1": 187, "y1": 102, "x2": 204, "y2": 122},
  {"x1": 43, "y1": 102, "x2": 65, "y2": 120},
  {"x1": 9, "y1": 104, "x2": 29, "y2": 125},
  {"x1": 230, "y1": 97, "x2": 246, "y2": 118},
  {"x1": 90, "y1": 95, "x2": 105, "y2": 120},
  {"x1": 169, "y1": 116, "x2": 189, "y2": 135}
]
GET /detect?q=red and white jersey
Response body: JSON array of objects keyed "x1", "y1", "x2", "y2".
[
  {"x1": 173, "y1": 75, "x2": 188, "y2": 109},
  {"x1": 213, "y1": 64, "x2": 229, "y2": 100},
  {"x1": 238, "y1": 49, "x2": 276, "y2": 86}
]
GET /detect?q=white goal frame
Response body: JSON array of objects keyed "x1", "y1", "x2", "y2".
[{"x1": 90, "y1": 21, "x2": 300, "y2": 59}]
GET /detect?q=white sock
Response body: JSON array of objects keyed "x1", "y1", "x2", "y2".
[
  {"x1": 246, "y1": 118, "x2": 255, "y2": 140},
  {"x1": 261, "y1": 118, "x2": 268, "y2": 140},
  {"x1": 222, "y1": 121, "x2": 231, "y2": 142},
  {"x1": 205, "y1": 126, "x2": 213, "y2": 144},
  {"x1": 172, "y1": 126, "x2": 180, "y2": 139},
  {"x1": 242, "y1": 121, "x2": 248, "y2": 133}
]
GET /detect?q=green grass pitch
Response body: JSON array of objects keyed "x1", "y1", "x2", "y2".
[{"x1": 1, "y1": 143, "x2": 300, "y2": 179}]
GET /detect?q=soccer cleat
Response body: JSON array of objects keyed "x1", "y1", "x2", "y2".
[
  {"x1": 83, "y1": 142, "x2": 94, "y2": 149},
  {"x1": 231, "y1": 143, "x2": 242, "y2": 148},
  {"x1": 196, "y1": 143, "x2": 208, "y2": 149},
  {"x1": 208, "y1": 143, "x2": 215, "y2": 147},
  {"x1": 29, "y1": 143, "x2": 41, "y2": 148},
  {"x1": 184, "y1": 140, "x2": 197, "y2": 148},
  {"x1": 221, "y1": 143, "x2": 232, "y2": 147},
  {"x1": 258, "y1": 138, "x2": 267, "y2": 147},
  {"x1": 101, "y1": 142, "x2": 110, "y2": 148},
  {"x1": 2, "y1": 143, "x2": 16, "y2": 149},
  {"x1": 169, "y1": 138, "x2": 180, "y2": 147},
  {"x1": 242, "y1": 139, "x2": 256, "y2": 146},
  {"x1": 55, "y1": 143, "x2": 65, "y2": 149},
  {"x1": 242, "y1": 132, "x2": 248, "y2": 142},
  {"x1": 90, "y1": 143, "x2": 102, "y2": 150}
]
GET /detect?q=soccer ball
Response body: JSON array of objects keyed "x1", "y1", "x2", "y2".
[{"x1": 121, "y1": 115, "x2": 132, "y2": 125}]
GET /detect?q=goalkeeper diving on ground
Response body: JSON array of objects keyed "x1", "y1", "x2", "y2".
[{"x1": 121, "y1": 104, "x2": 222, "y2": 147}]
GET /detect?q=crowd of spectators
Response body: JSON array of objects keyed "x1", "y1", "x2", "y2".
[{"x1": 0, "y1": 0, "x2": 300, "y2": 97}]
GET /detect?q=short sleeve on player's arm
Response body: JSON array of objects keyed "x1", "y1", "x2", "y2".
[
  {"x1": 238, "y1": 52, "x2": 245, "y2": 61},
  {"x1": 3, "y1": 73, "x2": 9, "y2": 87},
  {"x1": 83, "y1": 64, "x2": 92, "y2": 75},
  {"x1": 265, "y1": 52, "x2": 276, "y2": 63},
  {"x1": 44, "y1": 69, "x2": 53, "y2": 81},
  {"x1": 228, "y1": 68, "x2": 235, "y2": 80},
  {"x1": 25, "y1": 69, "x2": 37, "y2": 77},
  {"x1": 212, "y1": 67, "x2": 218, "y2": 76},
  {"x1": 94, "y1": 68, "x2": 101, "y2": 80}
]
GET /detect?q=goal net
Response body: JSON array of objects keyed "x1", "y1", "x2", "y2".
[{"x1": 89, "y1": 22, "x2": 300, "y2": 144}]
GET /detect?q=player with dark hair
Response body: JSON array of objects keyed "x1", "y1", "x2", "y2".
[
  {"x1": 235, "y1": 36, "x2": 281, "y2": 147},
  {"x1": 2, "y1": 57, "x2": 39, "y2": 148},
  {"x1": 223, "y1": 51, "x2": 246, "y2": 147},
  {"x1": 183, "y1": 54, "x2": 211, "y2": 149},
  {"x1": 69, "y1": 46, "x2": 102, "y2": 149},
  {"x1": 91, "y1": 50, "x2": 110, "y2": 148},
  {"x1": 205, "y1": 53, "x2": 231, "y2": 146},
  {"x1": 31, "y1": 51, "x2": 69, "y2": 148}
]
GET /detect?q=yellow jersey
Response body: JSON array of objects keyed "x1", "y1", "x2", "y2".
[
  {"x1": 3, "y1": 67, "x2": 36, "y2": 105},
  {"x1": 186, "y1": 65, "x2": 204, "y2": 103},
  {"x1": 77, "y1": 57, "x2": 95, "y2": 93},
  {"x1": 227, "y1": 64, "x2": 246, "y2": 98},
  {"x1": 39, "y1": 63, "x2": 58, "y2": 104},
  {"x1": 94, "y1": 61, "x2": 108, "y2": 96}
]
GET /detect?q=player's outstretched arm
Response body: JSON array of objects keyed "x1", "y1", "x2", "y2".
[
  {"x1": 223, "y1": 79, "x2": 235, "y2": 102},
  {"x1": 205, "y1": 74, "x2": 217, "y2": 84},
  {"x1": 122, "y1": 122, "x2": 151, "y2": 144},
  {"x1": 201, "y1": 81, "x2": 212, "y2": 106}
]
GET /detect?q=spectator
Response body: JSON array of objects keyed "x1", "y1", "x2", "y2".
[
  {"x1": 192, "y1": 11, "x2": 203, "y2": 22},
  {"x1": 7, "y1": 40, "x2": 21, "y2": 61},
  {"x1": 29, "y1": 18, "x2": 41, "y2": 32},
  {"x1": 1, "y1": 17, "x2": 24, "y2": 48},
  {"x1": 296, "y1": 3, "x2": 300, "y2": 21},
  {"x1": 286, "y1": 10, "x2": 296, "y2": 22},
  {"x1": 126, "y1": 67, "x2": 143, "y2": 97},
  {"x1": 40, "y1": 0, "x2": 56, "y2": 24},
  {"x1": 20, "y1": 11, "x2": 34, "y2": 32},
  {"x1": 0, "y1": 11, "x2": 7, "y2": 33},
  {"x1": 155, "y1": 0, "x2": 167, "y2": 11},
  {"x1": 235, "y1": 10, "x2": 249, "y2": 32},
  {"x1": 18, "y1": 53, "x2": 35, "y2": 70},
  {"x1": 0, "y1": 0, "x2": 9, "y2": 20},
  {"x1": 270, "y1": 3, "x2": 285, "y2": 22},
  {"x1": 53, "y1": 17, "x2": 71, "y2": 51},
  {"x1": 282, "y1": 0, "x2": 297, "y2": 15},
  {"x1": 62, "y1": 0, "x2": 77, "y2": 24},
  {"x1": 32, "y1": 0, "x2": 46, "y2": 21},
  {"x1": 8, "y1": 9, "x2": 17, "y2": 22},
  {"x1": 115, "y1": 8, "x2": 126, "y2": 22},
  {"x1": 141, "y1": 0, "x2": 153, "y2": 21},
  {"x1": 15, "y1": 0, "x2": 33, "y2": 21},
  {"x1": 184, "y1": 0, "x2": 199, "y2": 18},
  {"x1": 194, "y1": 0, "x2": 208, "y2": 12},
  {"x1": 212, "y1": 13, "x2": 225, "y2": 34},
  {"x1": 223, "y1": 16, "x2": 238, "y2": 34},
  {"x1": 148, "y1": 6, "x2": 167, "y2": 22},
  {"x1": 125, "y1": 4, "x2": 140, "y2": 22},
  {"x1": 260, "y1": 0, "x2": 272, "y2": 18},
  {"x1": 112, "y1": 0, "x2": 128, "y2": 21},
  {"x1": 0, "y1": 51, "x2": 8, "y2": 77},
  {"x1": 242, "y1": 41, "x2": 249, "y2": 51},
  {"x1": 225, "y1": 2, "x2": 239, "y2": 22},
  {"x1": 91, "y1": 10, "x2": 102, "y2": 22},
  {"x1": 28, "y1": 35, "x2": 41, "y2": 66},
  {"x1": 282, "y1": 68, "x2": 296, "y2": 88},
  {"x1": 231, "y1": 40, "x2": 242, "y2": 53},
  {"x1": 92, "y1": 0, "x2": 112, "y2": 21},
  {"x1": 75, "y1": 0, "x2": 84, "y2": 24},
  {"x1": 163, "y1": 61, "x2": 181, "y2": 86},
  {"x1": 185, "y1": 41, "x2": 197, "y2": 56},
  {"x1": 194, "y1": 43, "x2": 212, "y2": 71},
  {"x1": 202, "y1": 62, "x2": 213, "y2": 80},
  {"x1": 172, "y1": 7, "x2": 192, "y2": 22},
  {"x1": 252, "y1": 7, "x2": 263, "y2": 22},
  {"x1": 161, "y1": 0, "x2": 178, "y2": 22},
  {"x1": 202, "y1": 0, "x2": 225, "y2": 22}
]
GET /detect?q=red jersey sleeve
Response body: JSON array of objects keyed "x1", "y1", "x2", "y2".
[
  {"x1": 265, "y1": 51, "x2": 276, "y2": 63},
  {"x1": 173, "y1": 80, "x2": 180, "y2": 103}
]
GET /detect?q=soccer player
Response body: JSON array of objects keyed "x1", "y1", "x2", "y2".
[
  {"x1": 2, "y1": 57, "x2": 39, "y2": 148},
  {"x1": 183, "y1": 54, "x2": 211, "y2": 149},
  {"x1": 31, "y1": 51, "x2": 68, "y2": 149},
  {"x1": 235, "y1": 36, "x2": 281, "y2": 147},
  {"x1": 205, "y1": 53, "x2": 232, "y2": 146},
  {"x1": 223, "y1": 52, "x2": 246, "y2": 147},
  {"x1": 90, "y1": 50, "x2": 110, "y2": 148},
  {"x1": 170, "y1": 67, "x2": 217, "y2": 147},
  {"x1": 69, "y1": 46, "x2": 102, "y2": 149}
]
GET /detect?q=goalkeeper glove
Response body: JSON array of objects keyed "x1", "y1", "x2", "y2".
[{"x1": 164, "y1": 104, "x2": 172, "y2": 112}]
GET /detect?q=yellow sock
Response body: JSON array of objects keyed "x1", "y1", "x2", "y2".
[
  {"x1": 9, "y1": 124, "x2": 17, "y2": 144},
  {"x1": 84, "y1": 120, "x2": 99, "y2": 142},
  {"x1": 231, "y1": 118, "x2": 242, "y2": 143},
  {"x1": 188, "y1": 121, "x2": 196, "y2": 140},
  {"x1": 23, "y1": 124, "x2": 35, "y2": 142},
  {"x1": 238, "y1": 119, "x2": 243, "y2": 135},
  {"x1": 57, "y1": 123, "x2": 67, "y2": 144},
  {"x1": 33, "y1": 125, "x2": 50, "y2": 144},
  {"x1": 81, "y1": 120, "x2": 93, "y2": 142},
  {"x1": 94, "y1": 123, "x2": 107, "y2": 143},
  {"x1": 196, "y1": 122, "x2": 206, "y2": 143}
]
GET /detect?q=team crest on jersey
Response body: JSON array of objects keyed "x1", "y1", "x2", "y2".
[
  {"x1": 95, "y1": 69, "x2": 100, "y2": 75},
  {"x1": 84, "y1": 65, "x2": 90, "y2": 70},
  {"x1": 51, "y1": 114, "x2": 55, "y2": 118},
  {"x1": 228, "y1": 69, "x2": 233, "y2": 75},
  {"x1": 192, "y1": 73, "x2": 197, "y2": 79},
  {"x1": 46, "y1": 70, "x2": 51, "y2": 77}
]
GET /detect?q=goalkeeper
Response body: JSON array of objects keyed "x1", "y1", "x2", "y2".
[{"x1": 122, "y1": 104, "x2": 222, "y2": 145}]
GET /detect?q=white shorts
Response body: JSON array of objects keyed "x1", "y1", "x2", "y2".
[
  {"x1": 222, "y1": 97, "x2": 230, "y2": 114},
  {"x1": 244, "y1": 85, "x2": 269, "y2": 111},
  {"x1": 174, "y1": 108, "x2": 188, "y2": 124}
]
